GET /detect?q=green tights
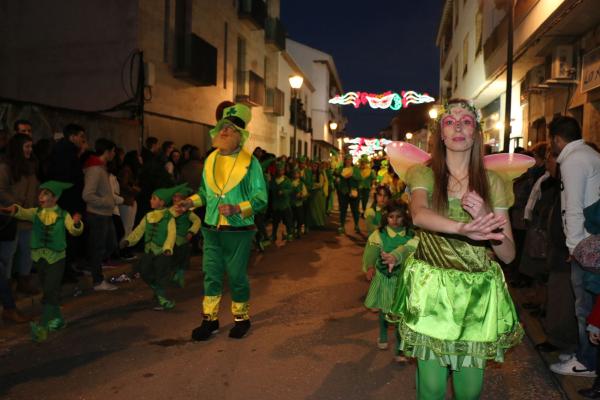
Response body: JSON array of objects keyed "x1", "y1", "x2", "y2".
[
  {"x1": 416, "y1": 359, "x2": 484, "y2": 400},
  {"x1": 378, "y1": 312, "x2": 401, "y2": 354}
]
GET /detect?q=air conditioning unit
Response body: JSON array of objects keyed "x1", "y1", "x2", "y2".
[
  {"x1": 549, "y1": 45, "x2": 575, "y2": 80},
  {"x1": 521, "y1": 64, "x2": 547, "y2": 93}
]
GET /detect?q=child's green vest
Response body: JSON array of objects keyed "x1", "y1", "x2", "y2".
[
  {"x1": 144, "y1": 212, "x2": 173, "y2": 247},
  {"x1": 31, "y1": 208, "x2": 67, "y2": 252},
  {"x1": 175, "y1": 212, "x2": 192, "y2": 238}
]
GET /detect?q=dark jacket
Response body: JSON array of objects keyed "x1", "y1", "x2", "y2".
[{"x1": 47, "y1": 139, "x2": 84, "y2": 214}]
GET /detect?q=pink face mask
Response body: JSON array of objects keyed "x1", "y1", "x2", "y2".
[{"x1": 441, "y1": 114, "x2": 476, "y2": 130}]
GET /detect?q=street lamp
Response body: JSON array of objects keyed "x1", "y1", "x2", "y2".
[
  {"x1": 289, "y1": 75, "x2": 304, "y2": 159},
  {"x1": 428, "y1": 107, "x2": 438, "y2": 120},
  {"x1": 405, "y1": 132, "x2": 413, "y2": 140},
  {"x1": 329, "y1": 121, "x2": 338, "y2": 131}
]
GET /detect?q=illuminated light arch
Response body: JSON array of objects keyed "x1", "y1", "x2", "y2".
[{"x1": 329, "y1": 90, "x2": 434, "y2": 110}]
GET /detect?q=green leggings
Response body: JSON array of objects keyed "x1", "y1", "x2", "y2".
[{"x1": 416, "y1": 359, "x2": 484, "y2": 400}]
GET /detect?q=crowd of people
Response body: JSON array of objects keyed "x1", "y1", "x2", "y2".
[{"x1": 0, "y1": 96, "x2": 599, "y2": 399}]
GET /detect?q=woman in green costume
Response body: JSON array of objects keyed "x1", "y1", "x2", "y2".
[
  {"x1": 363, "y1": 199, "x2": 418, "y2": 362},
  {"x1": 387, "y1": 99, "x2": 523, "y2": 399},
  {"x1": 306, "y1": 161, "x2": 328, "y2": 229}
]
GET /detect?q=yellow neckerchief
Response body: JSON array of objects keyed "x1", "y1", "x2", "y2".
[
  {"x1": 386, "y1": 225, "x2": 406, "y2": 237},
  {"x1": 203, "y1": 148, "x2": 252, "y2": 197},
  {"x1": 341, "y1": 166, "x2": 354, "y2": 178},
  {"x1": 147, "y1": 208, "x2": 167, "y2": 223},
  {"x1": 37, "y1": 206, "x2": 60, "y2": 225},
  {"x1": 291, "y1": 178, "x2": 300, "y2": 187},
  {"x1": 275, "y1": 176, "x2": 285, "y2": 184},
  {"x1": 360, "y1": 167, "x2": 372, "y2": 178}
]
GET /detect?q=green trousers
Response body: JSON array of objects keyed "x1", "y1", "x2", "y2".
[
  {"x1": 338, "y1": 192, "x2": 360, "y2": 227},
  {"x1": 172, "y1": 243, "x2": 191, "y2": 272},
  {"x1": 35, "y1": 259, "x2": 66, "y2": 306},
  {"x1": 416, "y1": 359, "x2": 485, "y2": 400},
  {"x1": 201, "y1": 228, "x2": 255, "y2": 302},
  {"x1": 138, "y1": 253, "x2": 173, "y2": 295},
  {"x1": 359, "y1": 188, "x2": 370, "y2": 213}
]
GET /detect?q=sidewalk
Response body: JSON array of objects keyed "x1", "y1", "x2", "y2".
[{"x1": 510, "y1": 283, "x2": 592, "y2": 400}]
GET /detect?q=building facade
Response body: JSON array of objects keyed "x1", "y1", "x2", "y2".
[
  {"x1": 437, "y1": 0, "x2": 600, "y2": 151},
  {"x1": 0, "y1": 0, "x2": 343, "y2": 158}
]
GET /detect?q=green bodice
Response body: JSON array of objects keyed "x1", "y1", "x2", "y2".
[
  {"x1": 31, "y1": 208, "x2": 67, "y2": 252},
  {"x1": 144, "y1": 211, "x2": 173, "y2": 247}
]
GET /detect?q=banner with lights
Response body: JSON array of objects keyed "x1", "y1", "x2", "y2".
[
  {"x1": 343, "y1": 137, "x2": 392, "y2": 162},
  {"x1": 329, "y1": 90, "x2": 435, "y2": 110}
]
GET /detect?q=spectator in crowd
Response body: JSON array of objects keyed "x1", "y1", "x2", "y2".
[
  {"x1": 82, "y1": 138, "x2": 118, "y2": 291},
  {"x1": 166, "y1": 148, "x2": 181, "y2": 180},
  {"x1": 47, "y1": 124, "x2": 87, "y2": 281},
  {"x1": 0, "y1": 129, "x2": 9, "y2": 155},
  {"x1": 33, "y1": 138, "x2": 54, "y2": 182},
  {"x1": 107, "y1": 158, "x2": 125, "y2": 262},
  {"x1": 13, "y1": 119, "x2": 32, "y2": 136},
  {"x1": 159, "y1": 141, "x2": 174, "y2": 167},
  {"x1": 0, "y1": 134, "x2": 40, "y2": 294},
  {"x1": 180, "y1": 144, "x2": 193, "y2": 164},
  {"x1": 137, "y1": 138, "x2": 174, "y2": 222},
  {"x1": 535, "y1": 149, "x2": 577, "y2": 353},
  {"x1": 118, "y1": 151, "x2": 142, "y2": 258},
  {"x1": 142, "y1": 136, "x2": 159, "y2": 165},
  {"x1": 509, "y1": 142, "x2": 548, "y2": 287},
  {"x1": 548, "y1": 116, "x2": 600, "y2": 378},
  {"x1": 179, "y1": 146, "x2": 203, "y2": 192}
]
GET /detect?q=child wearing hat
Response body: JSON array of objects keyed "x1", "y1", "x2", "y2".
[
  {"x1": 335, "y1": 154, "x2": 362, "y2": 234},
  {"x1": 120, "y1": 186, "x2": 178, "y2": 310},
  {"x1": 169, "y1": 184, "x2": 201, "y2": 288},
  {"x1": 290, "y1": 168, "x2": 308, "y2": 238},
  {"x1": 1, "y1": 180, "x2": 84, "y2": 342},
  {"x1": 270, "y1": 161, "x2": 294, "y2": 242}
]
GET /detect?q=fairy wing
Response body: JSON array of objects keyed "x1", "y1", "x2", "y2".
[
  {"x1": 484, "y1": 153, "x2": 535, "y2": 208},
  {"x1": 385, "y1": 141, "x2": 431, "y2": 181}
]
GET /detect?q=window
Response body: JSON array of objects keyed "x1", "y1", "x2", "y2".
[
  {"x1": 453, "y1": 56, "x2": 458, "y2": 91},
  {"x1": 304, "y1": 141, "x2": 308, "y2": 156},
  {"x1": 463, "y1": 34, "x2": 469, "y2": 76}
]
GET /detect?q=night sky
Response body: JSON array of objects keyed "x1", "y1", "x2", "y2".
[{"x1": 281, "y1": 1, "x2": 443, "y2": 137}]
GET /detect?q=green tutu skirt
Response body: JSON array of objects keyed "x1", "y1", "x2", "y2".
[
  {"x1": 388, "y1": 254, "x2": 523, "y2": 370},
  {"x1": 364, "y1": 270, "x2": 400, "y2": 313}
]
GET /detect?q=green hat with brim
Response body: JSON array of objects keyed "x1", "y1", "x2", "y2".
[
  {"x1": 153, "y1": 184, "x2": 190, "y2": 206},
  {"x1": 209, "y1": 103, "x2": 252, "y2": 146},
  {"x1": 343, "y1": 153, "x2": 353, "y2": 160},
  {"x1": 40, "y1": 181, "x2": 73, "y2": 199}
]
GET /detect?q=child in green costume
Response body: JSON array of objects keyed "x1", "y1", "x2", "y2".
[
  {"x1": 363, "y1": 200, "x2": 418, "y2": 362},
  {"x1": 270, "y1": 161, "x2": 294, "y2": 242},
  {"x1": 170, "y1": 184, "x2": 201, "y2": 288},
  {"x1": 364, "y1": 185, "x2": 392, "y2": 235},
  {"x1": 290, "y1": 168, "x2": 308, "y2": 238},
  {"x1": 121, "y1": 186, "x2": 178, "y2": 310},
  {"x1": 1, "y1": 181, "x2": 84, "y2": 342}
]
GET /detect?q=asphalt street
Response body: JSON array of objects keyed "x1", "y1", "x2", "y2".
[{"x1": 0, "y1": 215, "x2": 564, "y2": 400}]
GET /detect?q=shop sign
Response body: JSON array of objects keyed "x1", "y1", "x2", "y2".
[{"x1": 582, "y1": 47, "x2": 600, "y2": 93}]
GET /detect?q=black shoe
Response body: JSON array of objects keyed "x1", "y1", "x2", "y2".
[
  {"x1": 191, "y1": 319, "x2": 219, "y2": 341},
  {"x1": 229, "y1": 319, "x2": 251, "y2": 339},
  {"x1": 578, "y1": 387, "x2": 600, "y2": 399},
  {"x1": 535, "y1": 342, "x2": 559, "y2": 352}
]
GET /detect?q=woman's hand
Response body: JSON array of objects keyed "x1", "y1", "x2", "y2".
[
  {"x1": 457, "y1": 213, "x2": 506, "y2": 241},
  {"x1": 218, "y1": 204, "x2": 241, "y2": 216},
  {"x1": 72, "y1": 213, "x2": 82, "y2": 225},
  {"x1": 461, "y1": 191, "x2": 490, "y2": 219}
]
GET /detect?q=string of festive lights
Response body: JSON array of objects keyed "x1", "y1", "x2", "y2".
[
  {"x1": 329, "y1": 90, "x2": 435, "y2": 110},
  {"x1": 342, "y1": 137, "x2": 392, "y2": 162}
]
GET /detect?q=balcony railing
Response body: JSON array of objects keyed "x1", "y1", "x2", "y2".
[
  {"x1": 236, "y1": 70, "x2": 265, "y2": 106},
  {"x1": 265, "y1": 17, "x2": 286, "y2": 51},
  {"x1": 265, "y1": 87, "x2": 284, "y2": 116},
  {"x1": 238, "y1": 0, "x2": 267, "y2": 30}
]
